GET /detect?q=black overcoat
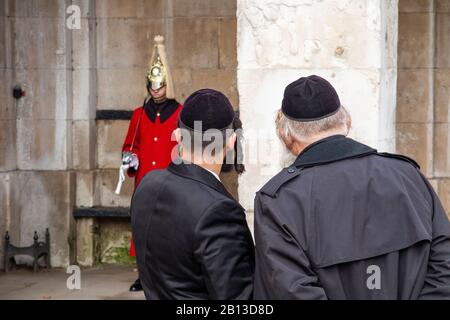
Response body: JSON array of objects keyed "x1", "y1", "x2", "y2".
[
  {"x1": 254, "y1": 135, "x2": 450, "y2": 300},
  {"x1": 132, "y1": 162, "x2": 255, "y2": 300}
]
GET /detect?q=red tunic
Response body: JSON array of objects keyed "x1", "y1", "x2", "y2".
[{"x1": 122, "y1": 101, "x2": 182, "y2": 256}]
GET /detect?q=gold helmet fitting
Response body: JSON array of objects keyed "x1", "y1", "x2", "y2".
[{"x1": 147, "y1": 54, "x2": 166, "y2": 90}]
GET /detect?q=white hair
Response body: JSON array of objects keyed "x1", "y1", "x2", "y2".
[{"x1": 276, "y1": 106, "x2": 352, "y2": 144}]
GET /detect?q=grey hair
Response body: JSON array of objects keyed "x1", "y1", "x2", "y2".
[{"x1": 276, "y1": 106, "x2": 351, "y2": 144}]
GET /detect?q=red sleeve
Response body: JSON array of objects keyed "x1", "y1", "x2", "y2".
[{"x1": 122, "y1": 107, "x2": 143, "y2": 177}]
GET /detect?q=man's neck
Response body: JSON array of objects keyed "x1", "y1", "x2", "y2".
[
  {"x1": 180, "y1": 154, "x2": 223, "y2": 178},
  {"x1": 153, "y1": 96, "x2": 167, "y2": 104},
  {"x1": 293, "y1": 130, "x2": 348, "y2": 156}
]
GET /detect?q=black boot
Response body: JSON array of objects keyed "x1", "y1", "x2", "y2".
[{"x1": 129, "y1": 278, "x2": 143, "y2": 292}]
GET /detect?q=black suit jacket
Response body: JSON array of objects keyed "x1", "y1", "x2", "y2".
[{"x1": 131, "y1": 162, "x2": 255, "y2": 300}]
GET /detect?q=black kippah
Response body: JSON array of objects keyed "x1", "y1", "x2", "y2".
[
  {"x1": 281, "y1": 75, "x2": 341, "y2": 122},
  {"x1": 180, "y1": 89, "x2": 235, "y2": 131}
]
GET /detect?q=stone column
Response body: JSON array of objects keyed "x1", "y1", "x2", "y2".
[
  {"x1": 435, "y1": 1, "x2": 450, "y2": 218},
  {"x1": 3, "y1": 0, "x2": 75, "y2": 267},
  {"x1": 397, "y1": 0, "x2": 435, "y2": 178},
  {"x1": 237, "y1": 0, "x2": 399, "y2": 222}
]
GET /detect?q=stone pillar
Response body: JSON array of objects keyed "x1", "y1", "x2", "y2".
[
  {"x1": 431, "y1": 1, "x2": 450, "y2": 218},
  {"x1": 2, "y1": 0, "x2": 76, "y2": 267},
  {"x1": 397, "y1": 0, "x2": 435, "y2": 178},
  {"x1": 237, "y1": 0, "x2": 399, "y2": 219}
]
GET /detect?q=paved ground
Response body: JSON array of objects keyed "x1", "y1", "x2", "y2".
[{"x1": 0, "y1": 265, "x2": 145, "y2": 300}]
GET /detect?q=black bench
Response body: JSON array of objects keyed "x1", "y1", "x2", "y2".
[{"x1": 73, "y1": 207, "x2": 130, "y2": 219}]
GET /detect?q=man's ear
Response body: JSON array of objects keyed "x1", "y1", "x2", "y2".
[
  {"x1": 173, "y1": 128, "x2": 182, "y2": 144},
  {"x1": 278, "y1": 127, "x2": 297, "y2": 155},
  {"x1": 226, "y1": 132, "x2": 237, "y2": 152},
  {"x1": 346, "y1": 117, "x2": 352, "y2": 136}
]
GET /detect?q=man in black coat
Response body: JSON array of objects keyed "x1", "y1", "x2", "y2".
[
  {"x1": 131, "y1": 89, "x2": 254, "y2": 300},
  {"x1": 254, "y1": 75, "x2": 450, "y2": 300}
]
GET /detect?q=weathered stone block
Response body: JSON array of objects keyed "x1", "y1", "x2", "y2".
[
  {"x1": 95, "y1": 169, "x2": 134, "y2": 208},
  {"x1": 170, "y1": 18, "x2": 219, "y2": 69},
  {"x1": 9, "y1": 17, "x2": 67, "y2": 69},
  {"x1": 16, "y1": 119, "x2": 69, "y2": 170},
  {"x1": 191, "y1": 69, "x2": 238, "y2": 107},
  {"x1": 97, "y1": 68, "x2": 146, "y2": 110},
  {"x1": 6, "y1": 0, "x2": 66, "y2": 17},
  {"x1": 171, "y1": 68, "x2": 193, "y2": 103},
  {"x1": 0, "y1": 70, "x2": 15, "y2": 121},
  {"x1": 73, "y1": 69, "x2": 96, "y2": 120},
  {"x1": 397, "y1": 68, "x2": 433, "y2": 123},
  {"x1": 434, "y1": 123, "x2": 450, "y2": 177},
  {"x1": 398, "y1": 12, "x2": 434, "y2": 68},
  {"x1": 0, "y1": 119, "x2": 17, "y2": 172},
  {"x1": 32, "y1": 0, "x2": 67, "y2": 17},
  {"x1": 0, "y1": 16, "x2": 5, "y2": 68},
  {"x1": 10, "y1": 171, "x2": 75, "y2": 267},
  {"x1": 437, "y1": 178, "x2": 450, "y2": 219},
  {"x1": 171, "y1": 0, "x2": 236, "y2": 17},
  {"x1": 73, "y1": 120, "x2": 95, "y2": 170},
  {"x1": 72, "y1": 18, "x2": 96, "y2": 70},
  {"x1": 98, "y1": 219, "x2": 133, "y2": 265},
  {"x1": 437, "y1": 0, "x2": 450, "y2": 12},
  {"x1": 76, "y1": 218, "x2": 96, "y2": 267},
  {"x1": 96, "y1": 0, "x2": 164, "y2": 18},
  {"x1": 436, "y1": 13, "x2": 450, "y2": 68},
  {"x1": 6, "y1": 0, "x2": 35, "y2": 17},
  {"x1": 141, "y1": 0, "x2": 166, "y2": 18},
  {"x1": 96, "y1": 18, "x2": 163, "y2": 69},
  {"x1": 435, "y1": 69, "x2": 450, "y2": 123},
  {"x1": 14, "y1": 68, "x2": 71, "y2": 120},
  {"x1": 237, "y1": 0, "x2": 395, "y2": 70},
  {"x1": 76, "y1": 171, "x2": 95, "y2": 207},
  {"x1": 96, "y1": 0, "x2": 141, "y2": 18},
  {"x1": 219, "y1": 18, "x2": 237, "y2": 69},
  {"x1": 399, "y1": 0, "x2": 434, "y2": 12},
  {"x1": 396, "y1": 123, "x2": 433, "y2": 177},
  {"x1": 97, "y1": 120, "x2": 129, "y2": 169}
]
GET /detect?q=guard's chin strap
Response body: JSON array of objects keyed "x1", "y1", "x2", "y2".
[{"x1": 115, "y1": 164, "x2": 129, "y2": 195}]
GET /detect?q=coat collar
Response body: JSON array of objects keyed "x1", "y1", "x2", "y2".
[
  {"x1": 259, "y1": 135, "x2": 377, "y2": 198},
  {"x1": 168, "y1": 162, "x2": 240, "y2": 206},
  {"x1": 293, "y1": 135, "x2": 377, "y2": 169},
  {"x1": 144, "y1": 98, "x2": 180, "y2": 123}
]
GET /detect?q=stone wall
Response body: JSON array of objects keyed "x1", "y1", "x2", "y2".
[
  {"x1": 397, "y1": 0, "x2": 450, "y2": 218},
  {"x1": 0, "y1": 0, "x2": 238, "y2": 268},
  {"x1": 237, "y1": 0, "x2": 399, "y2": 220},
  {"x1": 1, "y1": 0, "x2": 76, "y2": 268}
]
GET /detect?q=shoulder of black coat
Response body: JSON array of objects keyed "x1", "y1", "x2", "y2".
[
  {"x1": 375, "y1": 152, "x2": 420, "y2": 170},
  {"x1": 259, "y1": 152, "x2": 420, "y2": 198},
  {"x1": 258, "y1": 166, "x2": 302, "y2": 198}
]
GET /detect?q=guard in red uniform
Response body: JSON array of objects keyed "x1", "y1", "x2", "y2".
[{"x1": 121, "y1": 35, "x2": 182, "y2": 292}]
